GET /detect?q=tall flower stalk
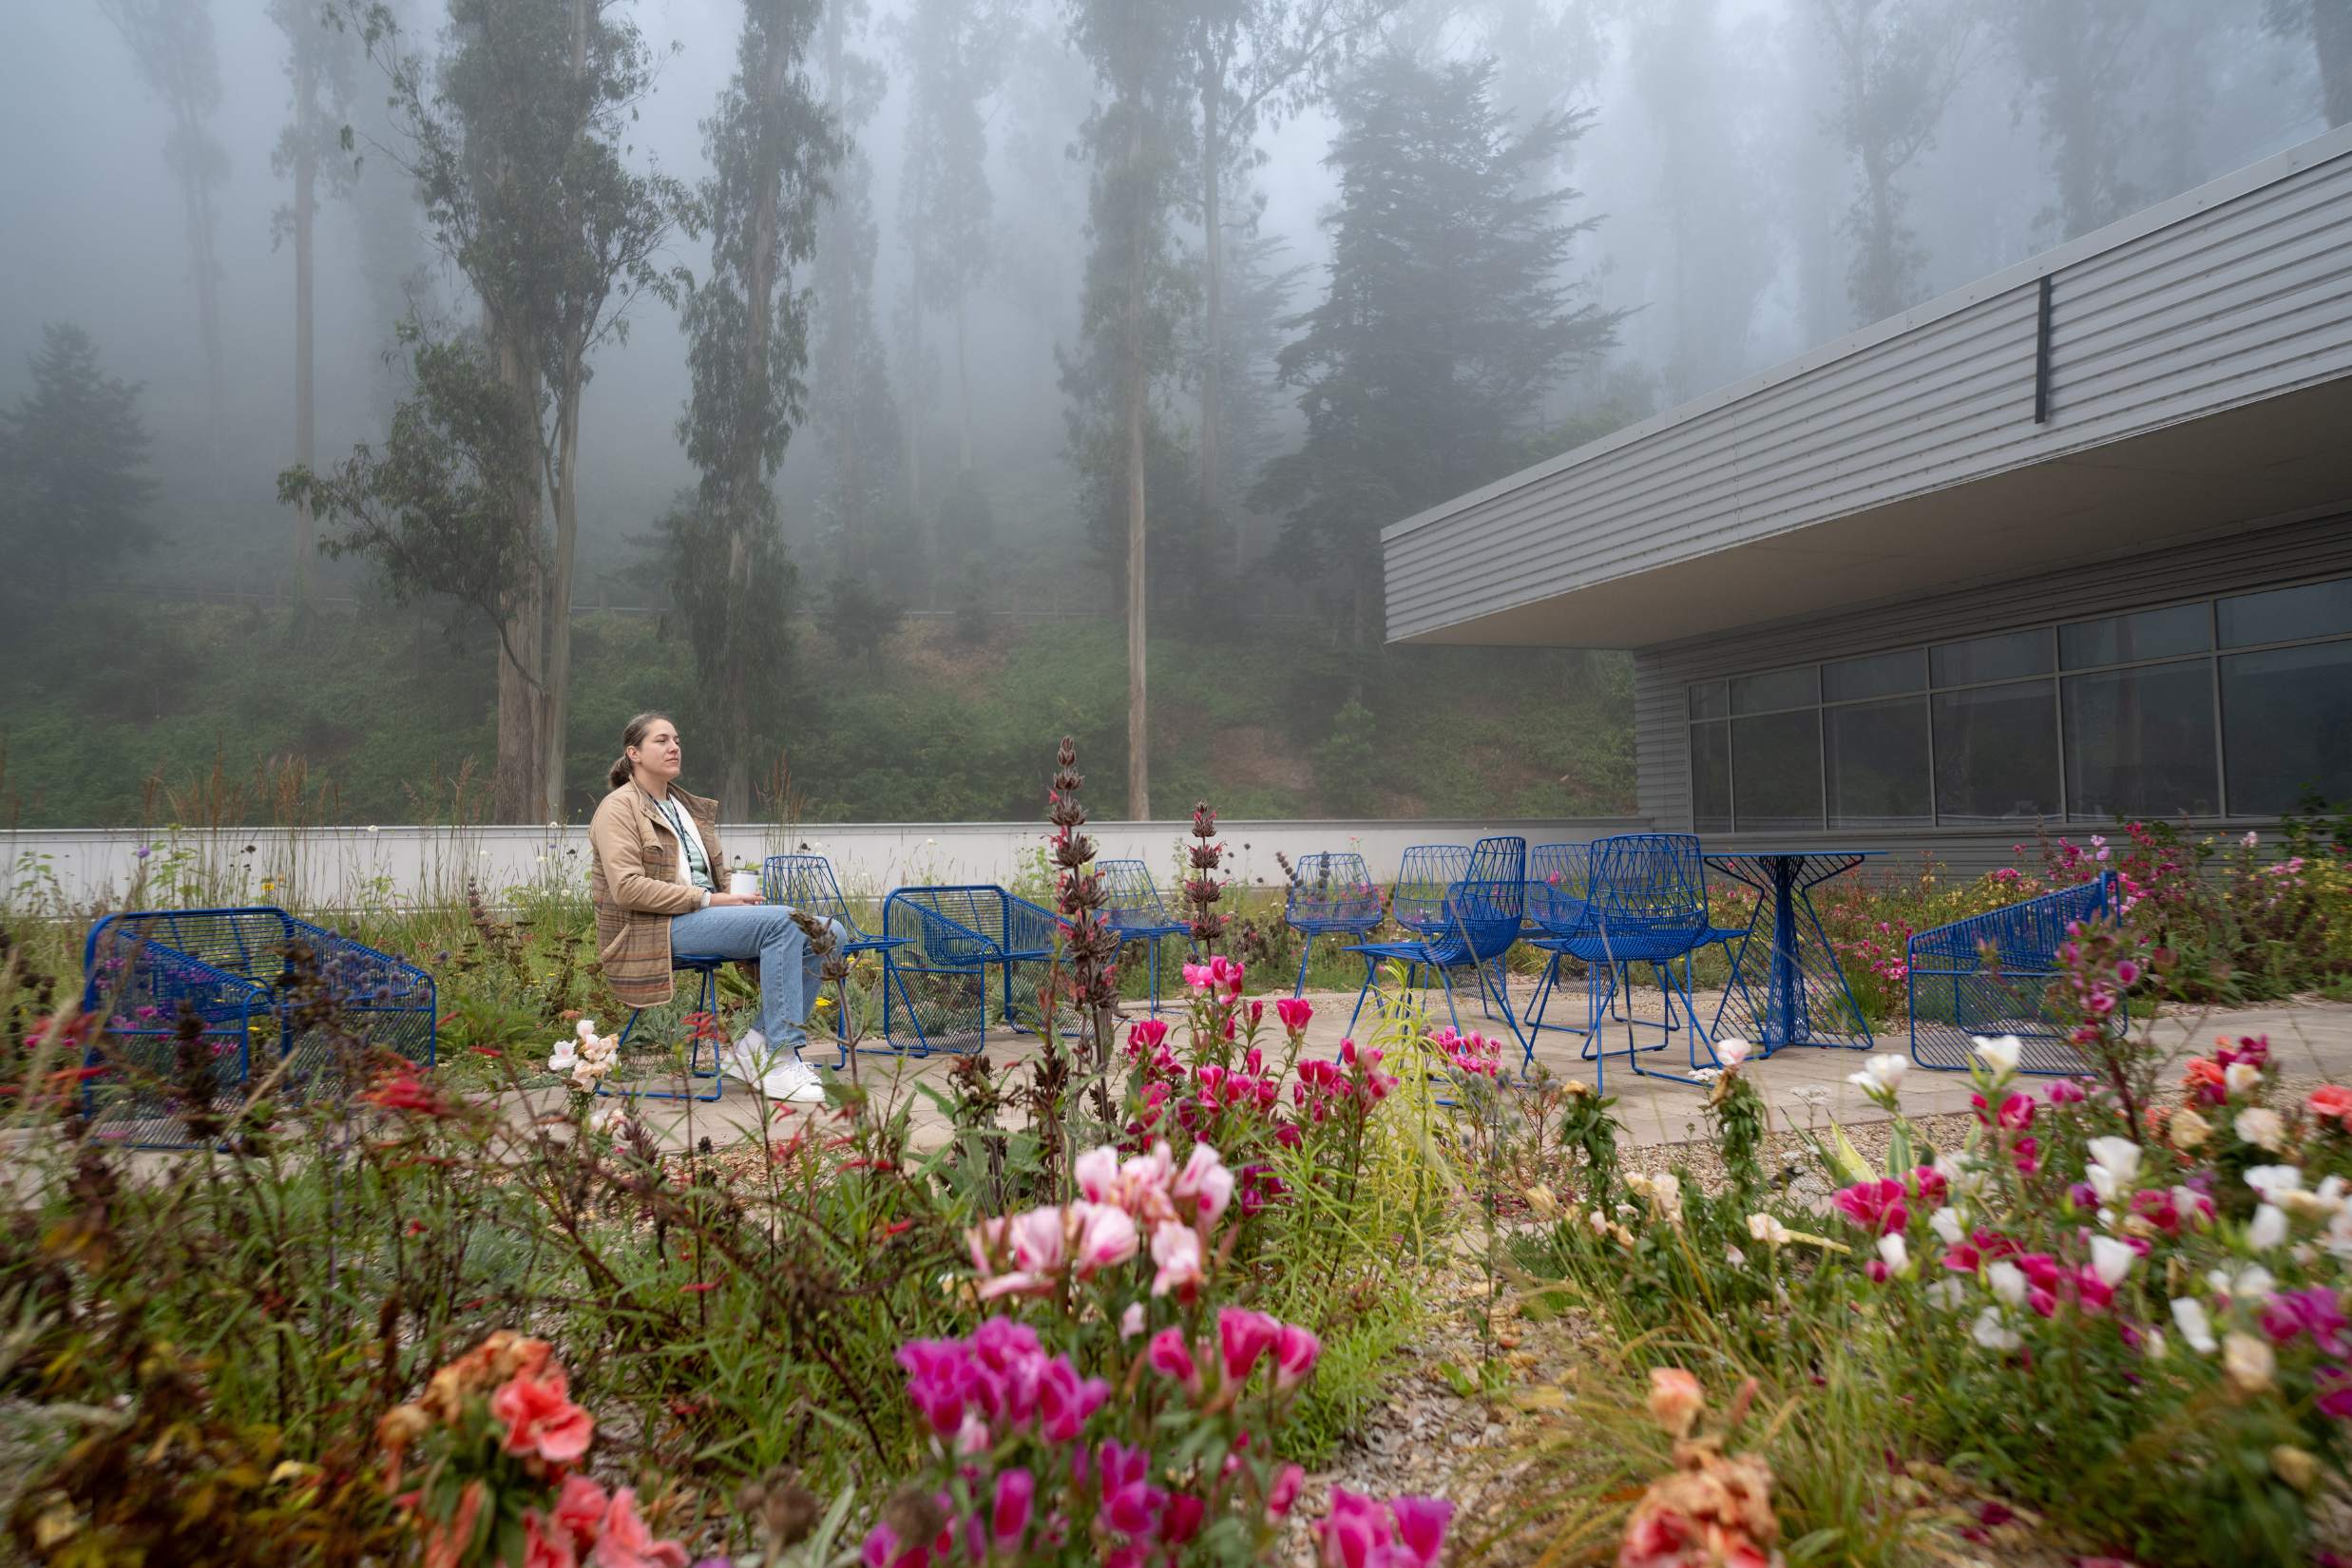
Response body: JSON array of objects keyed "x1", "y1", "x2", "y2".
[
  {"x1": 1184, "y1": 802, "x2": 1227, "y2": 952},
  {"x1": 1047, "y1": 736, "x2": 1122, "y2": 1126}
]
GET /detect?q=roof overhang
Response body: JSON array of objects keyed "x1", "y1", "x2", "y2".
[{"x1": 1398, "y1": 377, "x2": 2352, "y2": 647}]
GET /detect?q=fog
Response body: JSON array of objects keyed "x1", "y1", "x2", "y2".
[{"x1": 0, "y1": 0, "x2": 2339, "y2": 824}]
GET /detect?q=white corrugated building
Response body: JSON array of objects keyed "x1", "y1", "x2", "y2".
[{"x1": 1382, "y1": 124, "x2": 2352, "y2": 871}]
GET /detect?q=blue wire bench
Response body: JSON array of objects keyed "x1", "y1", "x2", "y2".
[
  {"x1": 1097, "y1": 860, "x2": 1192, "y2": 1015},
  {"x1": 881, "y1": 885, "x2": 1061, "y2": 1055},
  {"x1": 1346, "y1": 837, "x2": 1528, "y2": 1049},
  {"x1": 79, "y1": 907, "x2": 435, "y2": 1148},
  {"x1": 1282, "y1": 851, "x2": 1384, "y2": 997},
  {"x1": 1908, "y1": 873, "x2": 2119, "y2": 1075},
  {"x1": 763, "y1": 853, "x2": 914, "y2": 1065}
]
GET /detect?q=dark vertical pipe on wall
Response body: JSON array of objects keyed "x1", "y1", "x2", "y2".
[{"x1": 2034, "y1": 275, "x2": 2055, "y2": 424}]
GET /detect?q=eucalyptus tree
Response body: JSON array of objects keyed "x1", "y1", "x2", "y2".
[
  {"x1": 1255, "y1": 53, "x2": 1618, "y2": 652},
  {"x1": 2265, "y1": 0, "x2": 2352, "y2": 127},
  {"x1": 270, "y1": 0, "x2": 362, "y2": 599},
  {"x1": 1186, "y1": 0, "x2": 1398, "y2": 568},
  {"x1": 1812, "y1": 0, "x2": 1979, "y2": 325},
  {"x1": 98, "y1": 0, "x2": 228, "y2": 421},
  {"x1": 294, "y1": 0, "x2": 687, "y2": 820},
  {"x1": 1994, "y1": 0, "x2": 2148, "y2": 240},
  {"x1": 1065, "y1": 0, "x2": 1198, "y2": 818},
  {"x1": 890, "y1": 0, "x2": 1009, "y2": 523},
  {"x1": 668, "y1": 0, "x2": 841, "y2": 819}
]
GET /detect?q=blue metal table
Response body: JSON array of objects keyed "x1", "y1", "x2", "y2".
[{"x1": 1703, "y1": 851, "x2": 1880, "y2": 1056}]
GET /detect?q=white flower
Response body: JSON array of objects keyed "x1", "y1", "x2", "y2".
[
  {"x1": 2285, "y1": 1176, "x2": 2346, "y2": 1223},
  {"x1": 1925, "y1": 1279, "x2": 1963, "y2": 1310},
  {"x1": 1629, "y1": 1171, "x2": 1683, "y2": 1223},
  {"x1": 2249, "y1": 1204, "x2": 2289, "y2": 1251},
  {"x1": 2234, "y1": 1108, "x2": 2286, "y2": 1152},
  {"x1": 1119, "y1": 1303, "x2": 1145, "y2": 1339},
  {"x1": 2243, "y1": 830, "x2": 2260, "y2": 849},
  {"x1": 2141, "y1": 1329, "x2": 2167, "y2": 1360},
  {"x1": 2223, "y1": 1331, "x2": 2277, "y2": 1394},
  {"x1": 1876, "y1": 1233, "x2": 1908, "y2": 1272},
  {"x1": 1713, "y1": 1038, "x2": 1753, "y2": 1068},
  {"x1": 1747, "y1": 1213, "x2": 1792, "y2": 1246},
  {"x1": 2245, "y1": 1164, "x2": 2304, "y2": 1202},
  {"x1": 1931, "y1": 1208, "x2": 1966, "y2": 1246},
  {"x1": 593, "y1": 1105, "x2": 637, "y2": 1139},
  {"x1": 576, "y1": 1018, "x2": 600, "y2": 1041},
  {"x1": 1973, "y1": 1035, "x2": 2022, "y2": 1077},
  {"x1": 1726, "y1": 1245, "x2": 1747, "y2": 1267},
  {"x1": 1847, "y1": 1053, "x2": 1908, "y2": 1097},
  {"x1": 2206, "y1": 1263, "x2": 2276, "y2": 1300},
  {"x1": 548, "y1": 1041, "x2": 581, "y2": 1075},
  {"x1": 1987, "y1": 1261, "x2": 2028, "y2": 1307},
  {"x1": 2225, "y1": 1061, "x2": 2264, "y2": 1098},
  {"x1": 2171, "y1": 1296, "x2": 2218, "y2": 1353},
  {"x1": 1972, "y1": 1308, "x2": 2022, "y2": 1352},
  {"x1": 2330, "y1": 1208, "x2": 2352, "y2": 1261},
  {"x1": 1689, "y1": 1067, "x2": 1724, "y2": 1085},
  {"x1": 2089, "y1": 1235, "x2": 2135, "y2": 1287},
  {"x1": 2086, "y1": 1137, "x2": 2142, "y2": 1203}
]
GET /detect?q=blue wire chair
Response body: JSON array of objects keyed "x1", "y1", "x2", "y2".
[
  {"x1": 601, "y1": 954, "x2": 735, "y2": 1101},
  {"x1": 1908, "y1": 873, "x2": 2118, "y2": 1075},
  {"x1": 1345, "y1": 837, "x2": 1528, "y2": 1049},
  {"x1": 1390, "y1": 844, "x2": 1472, "y2": 936},
  {"x1": 1097, "y1": 860, "x2": 1192, "y2": 1015},
  {"x1": 763, "y1": 853, "x2": 914, "y2": 1066},
  {"x1": 882, "y1": 886, "x2": 1061, "y2": 1055},
  {"x1": 1524, "y1": 841, "x2": 1696, "y2": 1070},
  {"x1": 1282, "y1": 851, "x2": 1384, "y2": 996},
  {"x1": 80, "y1": 907, "x2": 436, "y2": 1147},
  {"x1": 1557, "y1": 834, "x2": 1724, "y2": 1089}
]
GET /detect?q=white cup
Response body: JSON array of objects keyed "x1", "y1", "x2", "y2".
[{"x1": 729, "y1": 870, "x2": 761, "y2": 898}]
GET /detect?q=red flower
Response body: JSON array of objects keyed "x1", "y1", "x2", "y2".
[
  {"x1": 491, "y1": 1366, "x2": 594, "y2": 1466},
  {"x1": 2308, "y1": 1084, "x2": 2352, "y2": 1128},
  {"x1": 360, "y1": 1068, "x2": 453, "y2": 1117}
]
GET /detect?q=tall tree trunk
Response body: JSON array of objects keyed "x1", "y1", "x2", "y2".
[
  {"x1": 1124, "y1": 79, "x2": 1151, "y2": 822},
  {"x1": 2319, "y1": 0, "x2": 2352, "y2": 128},
  {"x1": 175, "y1": 105, "x2": 227, "y2": 439},
  {"x1": 543, "y1": 372, "x2": 582, "y2": 822},
  {"x1": 493, "y1": 314, "x2": 547, "y2": 823},
  {"x1": 1199, "y1": 79, "x2": 1226, "y2": 570},
  {"x1": 955, "y1": 292, "x2": 973, "y2": 473},
  {"x1": 293, "y1": 39, "x2": 316, "y2": 602}
]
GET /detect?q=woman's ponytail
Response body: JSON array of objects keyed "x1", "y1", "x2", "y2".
[{"x1": 609, "y1": 711, "x2": 675, "y2": 793}]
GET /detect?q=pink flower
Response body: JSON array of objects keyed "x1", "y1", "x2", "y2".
[
  {"x1": 1274, "y1": 1322, "x2": 1322, "y2": 1394},
  {"x1": 1218, "y1": 1308, "x2": 1280, "y2": 1384},
  {"x1": 1390, "y1": 1497, "x2": 1453, "y2": 1566},
  {"x1": 593, "y1": 1487, "x2": 688, "y2": 1568},
  {"x1": 1075, "y1": 1146, "x2": 1119, "y2": 1202},
  {"x1": 1146, "y1": 1327, "x2": 1201, "y2": 1396},
  {"x1": 1119, "y1": 1302, "x2": 1145, "y2": 1339},
  {"x1": 491, "y1": 1366, "x2": 595, "y2": 1466},
  {"x1": 1276, "y1": 997, "x2": 1314, "y2": 1032},
  {"x1": 966, "y1": 1206, "x2": 1067, "y2": 1300},
  {"x1": 1646, "y1": 1367, "x2": 1705, "y2": 1436},
  {"x1": 524, "y1": 1511, "x2": 578, "y2": 1568},
  {"x1": 990, "y1": 1468, "x2": 1034, "y2": 1554},
  {"x1": 1127, "y1": 1018, "x2": 1170, "y2": 1054},
  {"x1": 1149, "y1": 1221, "x2": 1204, "y2": 1300},
  {"x1": 1907, "y1": 1165, "x2": 1948, "y2": 1208},
  {"x1": 2012, "y1": 1136, "x2": 2040, "y2": 1176},
  {"x1": 1830, "y1": 1179, "x2": 1908, "y2": 1237},
  {"x1": 2317, "y1": 1366, "x2": 2352, "y2": 1421},
  {"x1": 554, "y1": 1474, "x2": 609, "y2": 1545},
  {"x1": 896, "y1": 1339, "x2": 977, "y2": 1438},
  {"x1": 1210, "y1": 955, "x2": 1246, "y2": 996},
  {"x1": 1037, "y1": 1355, "x2": 1110, "y2": 1444},
  {"x1": 2047, "y1": 1079, "x2": 2088, "y2": 1105},
  {"x1": 1104, "y1": 1482, "x2": 1166, "y2": 1538},
  {"x1": 1314, "y1": 1489, "x2": 1386, "y2": 1568},
  {"x1": 1268, "y1": 1463, "x2": 1306, "y2": 1519},
  {"x1": 1173, "y1": 1142, "x2": 1234, "y2": 1233},
  {"x1": 1159, "y1": 1493, "x2": 1206, "y2": 1546},
  {"x1": 1073, "y1": 1202, "x2": 1139, "y2": 1277}
]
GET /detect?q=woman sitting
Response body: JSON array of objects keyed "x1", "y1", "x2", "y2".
[{"x1": 586, "y1": 711, "x2": 843, "y2": 1102}]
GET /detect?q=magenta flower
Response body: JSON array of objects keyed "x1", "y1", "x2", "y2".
[
  {"x1": 2262, "y1": 1288, "x2": 2351, "y2": 1355},
  {"x1": 2047, "y1": 1079, "x2": 2089, "y2": 1104},
  {"x1": 1218, "y1": 1308, "x2": 1280, "y2": 1384},
  {"x1": 1104, "y1": 1482, "x2": 1166, "y2": 1539},
  {"x1": 989, "y1": 1468, "x2": 1034, "y2": 1553},
  {"x1": 1173, "y1": 1141, "x2": 1234, "y2": 1233},
  {"x1": 1830, "y1": 1179, "x2": 1909, "y2": 1236},
  {"x1": 1149, "y1": 1221, "x2": 1204, "y2": 1300},
  {"x1": 1095, "y1": 1439, "x2": 1152, "y2": 1500},
  {"x1": 1159, "y1": 1493, "x2": 1205, "y2": 1546},
  {"x1": 1146, "y1": 1328, "x2": 1201, "y2": 1396},
  {"x1": 1907, "y1": 1165, "x2": 1949, "y2": 1208},
  {"x1": 895, "y1": 1339, "x2": 976, "y2": 1439},
  {"x1": 1268, "y1": 1463, "x2": 1306, "y2": 1519},
  {"x1": 1276, "y1": 997, "x2": 1314, "y2": 1032},
  {"x1": 1072, "y1": 1202, "x2": 1139, "y2": 1278},
  {"x1": 1389, "y1": 1497, "x2": 1454, "y2": 1566},
  {"x1": 1127, "y1": 1018, "x2": 1170, "y2": 1055},
  {"x1": 1037, "y1": 1355, "x2": 1110, "y2": 1444},
  {"x1": 2318, "y1": 1366, "x2": 2352, "y2": 1420},
  {"x1": 1315, "y1": 1488, "x2": 1386, "y2": 1568},
  {"x1": 1274, "y1": 1322, "x2": 1322, "y2": 1393}
]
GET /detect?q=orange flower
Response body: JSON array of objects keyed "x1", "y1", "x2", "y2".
[
  {"x1": 2308, "y1": 1085, "x2": 2352, "y2": 1127},
  {"x1": 491, "y1": 1365, "x2": 595, "y2": 1466},
  {"x1": 555, "y1": 1474, "x2": 610, "y2": 1546},
  {"x1": 1647, "y1": 1368, "x2": 1706, "y2": 1438},
  {"x1": 2182, "y1": 1059, "x2": 2226, "y2": 1093},
  {"x1": 591, "y1": 1487, "x2": 689, "y2": 1568},
  {"x1": 524, "y1": 1509, "x2": 579, "y2": 1568},
  {"x1": 422, "y1": 1479, "x2": 486, "y2": 1568}
]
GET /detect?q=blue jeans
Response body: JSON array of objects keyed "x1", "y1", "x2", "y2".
[{"x1": 667, "y1": 904, "x2": 847, "y2": 1054}]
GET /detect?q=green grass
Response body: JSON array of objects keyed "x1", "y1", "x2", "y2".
[{"x1": 0, "y1": 601, "x2": 1634, "y2": 827}]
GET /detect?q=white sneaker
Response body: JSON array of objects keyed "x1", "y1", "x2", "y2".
[{"x1": 758, "y1": 1057, "x2": 825, "y2": 1103}]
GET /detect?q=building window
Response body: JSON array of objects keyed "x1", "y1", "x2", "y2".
[
  {"x1": 1826, "y1": 698, "x2": 1931, "y2": 827},
  {"x1": 2063, "y1": 660, "x2": 2219, "y2": 819},
  {"x1": 2222, "y1": 641, "x2": 2352, "y2": 814},
  {"x1": 1683, "y1": 569, "x2": 2352, "y2": 831}
]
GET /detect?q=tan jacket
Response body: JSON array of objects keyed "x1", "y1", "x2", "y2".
[{"x1": 588, "y1": 780, "x2": 729, "y2": 1009}]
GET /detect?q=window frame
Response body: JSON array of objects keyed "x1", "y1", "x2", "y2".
[{"x1": 1684, "y1": 571, "x2": 2352, "y2": 832}]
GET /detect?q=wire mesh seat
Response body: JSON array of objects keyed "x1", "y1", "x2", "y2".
[
  {"x1": 763, "y1": 854, "x2": 913, "y2": 1064},
  {"x1": 1097, "y1": 860, "x2": 1191, "y2": 1015},
  {"x1": 1282, "y1": 851, "x2": 1384, "y2": 996},
  {"x1": 79, "y1": 907, "x2": 436, "y2": 1148},
  {"x1": 881, "y1": 886, "x2": 1062, "y2": 1055},
  {"x1": 601, "y1": 954, "x2": 734, "y2": 1101},
  {"x1": 1389, "y1": 844, "x2": 1472, "y2": 936},
  {"x1": 1908, "y1": 873, "x2": 2118, "y2": 1075},
  {"x1": 1346, "y1": 837, "x2": 1528, "y2": 1049},
  {"x1": 1556, "y1": 834, "x2": 1727, "y2": 1088}
]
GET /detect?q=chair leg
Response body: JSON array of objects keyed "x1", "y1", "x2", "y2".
[
  {"x1": 1293, "y1": 931, "x2": 1314, "y2": 999},
  {"x1": 1346, "y1": 957, "x2": 1379, "y2": 1039},
  {"x1": 1148, "y1": 939, "x2": 1161, "y2": 1018}
]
